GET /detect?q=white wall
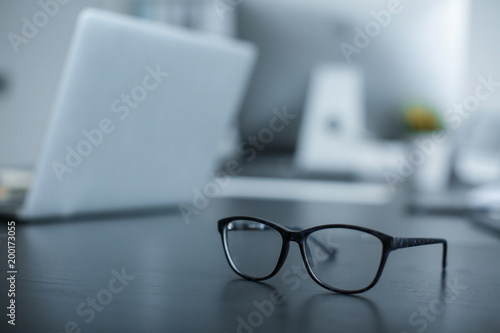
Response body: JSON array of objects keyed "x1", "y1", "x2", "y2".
[{"x1": 467, "y1": 0, "x2": 500, "y2": 107}]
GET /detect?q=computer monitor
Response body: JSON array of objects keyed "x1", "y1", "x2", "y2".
[{"x1": 237, "y1": 0, "x2": 469, "y2": 152}]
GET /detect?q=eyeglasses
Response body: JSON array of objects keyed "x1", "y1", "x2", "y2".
[{"x1": 218, "y1": 216, "x2": 447, "y2": 294}]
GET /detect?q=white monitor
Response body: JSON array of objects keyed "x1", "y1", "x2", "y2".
[{"x1": 237, "y1": 0, "x2": 469, "y2": 151}]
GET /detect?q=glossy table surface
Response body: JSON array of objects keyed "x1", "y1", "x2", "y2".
[{"x1": 1, "y1": 197, "x2": 499, "y2": 333}]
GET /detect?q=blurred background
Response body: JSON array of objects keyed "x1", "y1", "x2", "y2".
[{"x1": 1, "y1": 0, "x2": 500, "y2": 200}]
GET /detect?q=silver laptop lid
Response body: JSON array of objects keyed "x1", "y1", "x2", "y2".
[{"x1": 22, "y1": 8, "x2": 256, "y2": 219}]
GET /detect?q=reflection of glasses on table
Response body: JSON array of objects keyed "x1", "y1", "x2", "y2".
[{"x1": 218, "y1": 216, "x2": 447, "y2": 294}]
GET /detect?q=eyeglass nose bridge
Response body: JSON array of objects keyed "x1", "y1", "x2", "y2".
[
  {"x1": 280, "y1": 230, "x2": 317, "y2": 273},
  {"x1": 285, "y1": 230, "x2": 305, "y2": 244}
]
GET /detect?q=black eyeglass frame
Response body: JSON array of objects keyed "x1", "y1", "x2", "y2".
[{"x1": 218, "y1": 216, "x2": 447, "y2": 294}]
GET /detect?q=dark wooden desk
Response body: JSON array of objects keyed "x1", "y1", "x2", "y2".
[{"x1": 1, "y1": 197, "x2": 499, "y2": 332}]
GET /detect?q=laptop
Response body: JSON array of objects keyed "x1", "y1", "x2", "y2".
[{"x1": 0, "y1": 8, "x2": 256, "y2": 220}]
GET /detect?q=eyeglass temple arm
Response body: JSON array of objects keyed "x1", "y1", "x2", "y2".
[{"x1": 392, "y1": 237, "x2": 448, "y2": 268}]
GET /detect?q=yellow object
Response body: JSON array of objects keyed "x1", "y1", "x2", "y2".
[{"x1": 402, "y1": 104, "x2": 442, "y2": 132}]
